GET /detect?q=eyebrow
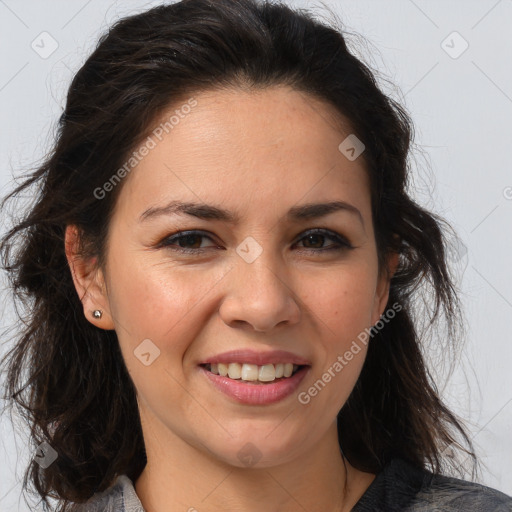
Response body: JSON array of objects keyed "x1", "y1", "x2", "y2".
[{"x1": 139, "y1": 200, "x2": 364, "y2": 227}]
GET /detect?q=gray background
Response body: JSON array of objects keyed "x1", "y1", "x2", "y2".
[{"x1": 1, "y1": 0, "x2": 511, "y2": 510}]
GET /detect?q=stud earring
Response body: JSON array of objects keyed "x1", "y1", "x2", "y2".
[{"x1": 92, "y1": 310, "x2": 103, "y2": 319}]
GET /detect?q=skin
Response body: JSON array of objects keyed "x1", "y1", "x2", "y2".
[{"x1": 65, "y1": 85, "x2": 399, "y2": 512}]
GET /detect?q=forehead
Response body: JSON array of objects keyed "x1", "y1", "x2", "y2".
[
  {"x1": 114, "y1": 86, "x2": 371, "y2": 221},
  {"x1": 153, "y1": 85, "x2": 355, "y2": 156}
]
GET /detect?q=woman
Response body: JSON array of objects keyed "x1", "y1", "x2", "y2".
[{"x1": 1, "y1": 0, "x2": 511, "y2": 511}]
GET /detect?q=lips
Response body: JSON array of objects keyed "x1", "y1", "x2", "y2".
[
  {"x1": 199, "y1": 349, "x2": 312, "y2": 366},
  {"x1": 200, "y1": 364, "x2": 310, "y2": 405}
]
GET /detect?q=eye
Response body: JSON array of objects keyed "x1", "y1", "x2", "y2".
[
  {"x1": 157, "y1": 228, "x2": 353, "y2": 255},
  {"x1": 158, "y1": 230, "x2": 219, "y2": 253},
  {"x1": 293, "y1": 228, "x2": 353, "y2": 253}
]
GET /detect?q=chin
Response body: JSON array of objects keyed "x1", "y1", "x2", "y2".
[{"x1": 205, "y1": 432, "x2": 302, "y2": 469}]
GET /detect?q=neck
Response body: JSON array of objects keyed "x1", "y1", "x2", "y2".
[{"x1": 134, "y1": 413, "x2": 375, "y2": 512}]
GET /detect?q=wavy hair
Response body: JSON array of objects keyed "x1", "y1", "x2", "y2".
[{"x1": 0, "y1": 0, "x2": 476, "y2": 510}]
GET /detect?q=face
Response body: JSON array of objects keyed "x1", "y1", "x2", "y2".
[{"x1": 69, "y1": 85, "x2": 394, "y2": 468}]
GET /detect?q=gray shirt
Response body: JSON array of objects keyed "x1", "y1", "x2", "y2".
[{"x1": 75, "y1": 458, "x2": 512, "y2": 511}]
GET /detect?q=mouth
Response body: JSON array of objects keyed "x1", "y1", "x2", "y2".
[
  {"x1": 199, "y1": 362, "x2": 310, "y2": 405},
  {"x1": 199, "y1": 362, "x2": 307, "y2": 385}
]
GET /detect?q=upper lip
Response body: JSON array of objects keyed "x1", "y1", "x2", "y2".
[{"x1": 200, "y1": 349, "x2": 311, "y2": 366}]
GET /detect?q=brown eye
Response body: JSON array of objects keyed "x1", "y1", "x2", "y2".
[
  {"x1": 159, "y1": 231, "x2": 218, "y2": 253},
  {"x1": 294, "y1": 229, "x2": 353, "y2": 253},
  {"x1": 175, "y1": 233, "x2": 204, "y2": 249},
  {"x1": 301, "y1": 233, "x2": 328, "y2": 249},
  {"x1": 157, "y1": 228, "x2": 353, "y2": 255}
]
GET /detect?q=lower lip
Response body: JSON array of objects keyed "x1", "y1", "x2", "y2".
[{"x1": 200, "y1": 365, "x2": 310, "y2": 405}]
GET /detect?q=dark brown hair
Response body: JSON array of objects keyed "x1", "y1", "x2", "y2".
[{"x1": 0, "y1": 0, "x2": 476, "y2": 510}]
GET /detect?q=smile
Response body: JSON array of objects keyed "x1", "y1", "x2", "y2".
[{"x1": 199, "y1": 363, "x2": 310, "y2": 405}]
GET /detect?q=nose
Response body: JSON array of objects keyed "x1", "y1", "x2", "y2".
[{"x1": 218, "y1": 253, "x2": 301, "y2": 332}]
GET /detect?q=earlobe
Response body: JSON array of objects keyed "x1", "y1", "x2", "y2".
[{"x1": 64, "y1": 225, "x2": 115, "y2": 330}]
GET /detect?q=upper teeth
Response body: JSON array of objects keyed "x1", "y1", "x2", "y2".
[{"x1": 208, "y1": 363, "x2": 298, "y2": 382}]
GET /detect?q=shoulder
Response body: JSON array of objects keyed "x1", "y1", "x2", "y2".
[
  {"x1": 395, "y1": 458, "x2": 512, "y2": 511},
  {"x1": 354, "y1": 458, "x2": 512, "y2": 511},
  {"x1": 73, "y1": 474, "x2": 145, "y2": 512},
  {"x1": 415, "y1": 469, "x2": 512, "y2": 511}
]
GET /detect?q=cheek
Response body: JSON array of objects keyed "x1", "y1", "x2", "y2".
[
  {"x1": 106, "y1": 259, "x2": 219, "y2": 412},
  {"x1": 298, "y1": 264, "x2": 375, "y2": 402},
  {"x1": 107, "y1": 254, "x2": 221, "y2": 358},
  {"x1": 305, "y1": 262, "x2": 377, "y2": 339}
]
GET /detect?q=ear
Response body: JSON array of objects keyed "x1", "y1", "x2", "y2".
[
  {"x1": 371, "y1": 249, "x2": 400, "y2": 326},
  {"x1": 64, "y1": 225, "x2": 115, "y2": 330}
]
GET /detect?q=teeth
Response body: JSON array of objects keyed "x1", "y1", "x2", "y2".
[
  {"x1": 258, "y1": 364, "x2": 275, "y2": 382},
  {"x1": 228, "y1": 363, "x2": 242, "y2": 380},
  {"x1": 207, "y1": 362, "x2": 300, "y2": 382},
  {"x1": 241, "y1": 364, "x2": 259, "y2": 381},
  {"x1": 217, "y1": 363, "x2": 228, "y2": 377}
]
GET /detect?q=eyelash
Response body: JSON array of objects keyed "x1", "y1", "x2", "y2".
[{"x1": 157, "y1": 228, "x2": 353, "y2": 255}]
